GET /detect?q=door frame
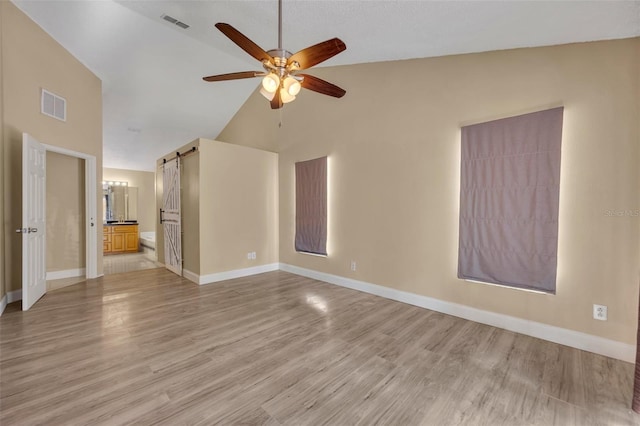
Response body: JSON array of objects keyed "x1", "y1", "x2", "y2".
[{"x1": 42, "y1": 144, "x2": 98, "y2": 279}]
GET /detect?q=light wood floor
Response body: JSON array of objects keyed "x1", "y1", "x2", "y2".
[
  {"x1": 45, "y1": 253, "x2": 158, "y2": 293},
  {"x1": 1, "y1": 269, "x2": 637, "y2": 425},
  {"x1": 103, "y1": 252, "x2": 159, "y2": 275}
]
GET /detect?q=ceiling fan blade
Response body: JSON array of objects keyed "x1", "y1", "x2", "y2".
[
  {"x1": 203, "y1": 71, "x2": 261, "y2": 82},
  {"x1": 215, "y1": 23, "x2": 273, "y2": 64},
  {"x1": 288, "y1": 38, "x2": 346, "y2": 70},
  {"x1": 299, "y1": 74, "x2": 346, "y2": 98},
  {"x1": 270, "y1": 88, "x2": 283, "y2": 109}
]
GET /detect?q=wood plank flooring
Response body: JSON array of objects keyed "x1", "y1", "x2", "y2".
[
  {"x1": 103, "y1": 252, "x2": 159, "y2": 275},
  {"x1": 1, "y1": 269, "x2": 637, "y2": 425}
]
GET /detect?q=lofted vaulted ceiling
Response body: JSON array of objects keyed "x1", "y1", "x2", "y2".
[{"x1": 12, "y1": 0, "x2": 640, "y2": 171}]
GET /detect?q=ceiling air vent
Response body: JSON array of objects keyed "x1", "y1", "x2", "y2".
[
  {"x1": 161, "y1": 14, "x2": 190, "y2": 29},
  {"x1": 162, "y1": 14, "x2": 178, "y2": 24},
  {"x1": 41, "y1": 89, "x2": 66, "y2": 122}
]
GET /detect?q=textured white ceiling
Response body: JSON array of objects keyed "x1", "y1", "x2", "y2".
[{"x1": 12, "y1": 0, "x2": 640, "y2": 171}]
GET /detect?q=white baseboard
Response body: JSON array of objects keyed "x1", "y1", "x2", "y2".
[
  {"x1": 7, "y1": 289, "x2": 22, "y2": 303},
  {"x1": 46, "y1": 268, "x2": 86, "y2": 281},
  {"x1": 279, "y1": 263, "x2": 636, "y2": 363},
  {"x1": 0, "y1": 289, "x2": 23, "y2": 314},
  {"x1": 0, "y1": 290, "x2": 22, "y2": 315},
  {"x1": 182, "y1": 268, "x2": 199, "y2": 284},
  {"x1": 184, "y1": 263, "x2": 280, "y2": 286},
  {"x1": 7, "y1": 289, "x2": 22, "y2": 304}
]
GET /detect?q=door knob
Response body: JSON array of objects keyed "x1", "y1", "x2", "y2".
[{"x1": 29, "y1": 227, "x2": 38, "y2": 233}]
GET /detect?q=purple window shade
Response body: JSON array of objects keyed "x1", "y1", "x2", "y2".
[
  {"x1": 458, "y1": 107, "x2": 563, "y2": 293},
  {"x1": 295, "y1": 157, "x2": 327, "y2": 255}
]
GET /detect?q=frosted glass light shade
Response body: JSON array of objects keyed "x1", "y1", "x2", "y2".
[
  {"x1": 283, "y1": 76, "x2": 301, "y2": 96},
  {"x1": 280, "y1": 88, "x2": 295, "y2": 104},
  {"x1": 261, "y1": 74, "x2": 280, "y2": 93},
  {"x1": 260, "y1": 87, "x2": 275, "y2": 101}
]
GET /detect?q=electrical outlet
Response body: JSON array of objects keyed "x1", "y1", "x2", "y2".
[
  {"x1": 251, "y1": 252, "x2": 256, "y2": 260},
  {"x1": 350, "y1": 261, "x2": 356, "y2": 271},
  {"x1": 593, "y1": 304, "x2": 607, "y2": 321},
  {"x1": 247, "y1": 252, "x2": 252, "y2": 260}
]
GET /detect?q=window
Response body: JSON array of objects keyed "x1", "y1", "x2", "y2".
[
  {"x1": 458, "y1": 107, "x2": 563, "y2": 293},
  {"x1": 295, "y1": 157, "x2": 327, "y2": 255}
]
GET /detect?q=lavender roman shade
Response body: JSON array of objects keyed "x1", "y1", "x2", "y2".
[
  {"x1": 458, "y1": 107, "x2": 563, "y2": 293},
  {"x1": 295, "y1": 157, "x2": 327, "y2": 255}
]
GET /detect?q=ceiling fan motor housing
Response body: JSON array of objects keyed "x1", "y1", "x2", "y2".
[{"x1": 265, "y1": 49, "x2": 299, "y2": 77}]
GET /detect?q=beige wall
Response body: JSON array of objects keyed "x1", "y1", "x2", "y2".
[
  {"x1": 156, "y1": 139, "x2": 278, "y2": 277},
  {"x1": 218, "y1": 38, "x2": 640, "y2": 345},
  {"x1": 103, "y1": 168, "x2": 155, "y2": 233},
  {"x1": 46, "y1": 152, "x2": 85, "y2": 272},
  {"x1": 2, "y1": 2, "x2": 103, "y2": 294},
  {"x1": 199, "y1": 139, "x2": 278, "y2": 275},
  {"x1": 181, "y1": 152, "x2": 200, "y2": 274},
  {"x1": 216, "y1": 94, "x2": 280, "y2": 153}
]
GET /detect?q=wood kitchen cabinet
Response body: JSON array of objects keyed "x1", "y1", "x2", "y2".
[{"x1": 103, "y1": 224, "x2": 139, "y2": 254}]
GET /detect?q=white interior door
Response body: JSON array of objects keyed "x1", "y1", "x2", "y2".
[
  {"x1": 21, "y1": 133, "x2": 47, "y2": 310},
  {"x1": 162, "y1": 157, "x2": 182, "y2": 276}
]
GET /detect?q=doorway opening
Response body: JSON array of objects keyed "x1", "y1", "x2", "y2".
[
  {"x1": 101, "y1": 169, "x2": 159, "y2": 275},
  {"x1": 45, "y1": 151, "x2": 88, "y2": 292},
  {"x1": 42, "y1": 143, "x2": 98, "y2": 281},
  {"x1": 21, "y1": 134, "x2": 98, "y2": 311}
]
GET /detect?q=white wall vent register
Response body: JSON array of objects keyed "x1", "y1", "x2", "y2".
[{"x1": 41, "y1": 89, "x2": 66, "y2": 122}]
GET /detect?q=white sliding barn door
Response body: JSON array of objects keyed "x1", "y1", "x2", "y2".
[
  {"x1": 162, "y1": 157, "x2": 182, "y2": 276},
  {"x1": 21, "y1": 134, "x2": 47, "y2": 310}
]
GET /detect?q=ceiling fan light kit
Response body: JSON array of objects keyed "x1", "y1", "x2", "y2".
[
  {"x1": 203, "y1": 0, "x2": 347, "y2": 109},
  {"x1": 283, "y1": 76, "x2": 301, "y2": 96},
  {"x1": 260, "y1": 75, "x2": 301, "y2": 104},
  {"x1": 261, "y1": 73, "x2": 280, "y2": 93}
]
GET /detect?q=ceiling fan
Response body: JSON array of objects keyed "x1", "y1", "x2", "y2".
[{"x1": 203, "y1": 0, "x2": 347, "y2": 109}]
